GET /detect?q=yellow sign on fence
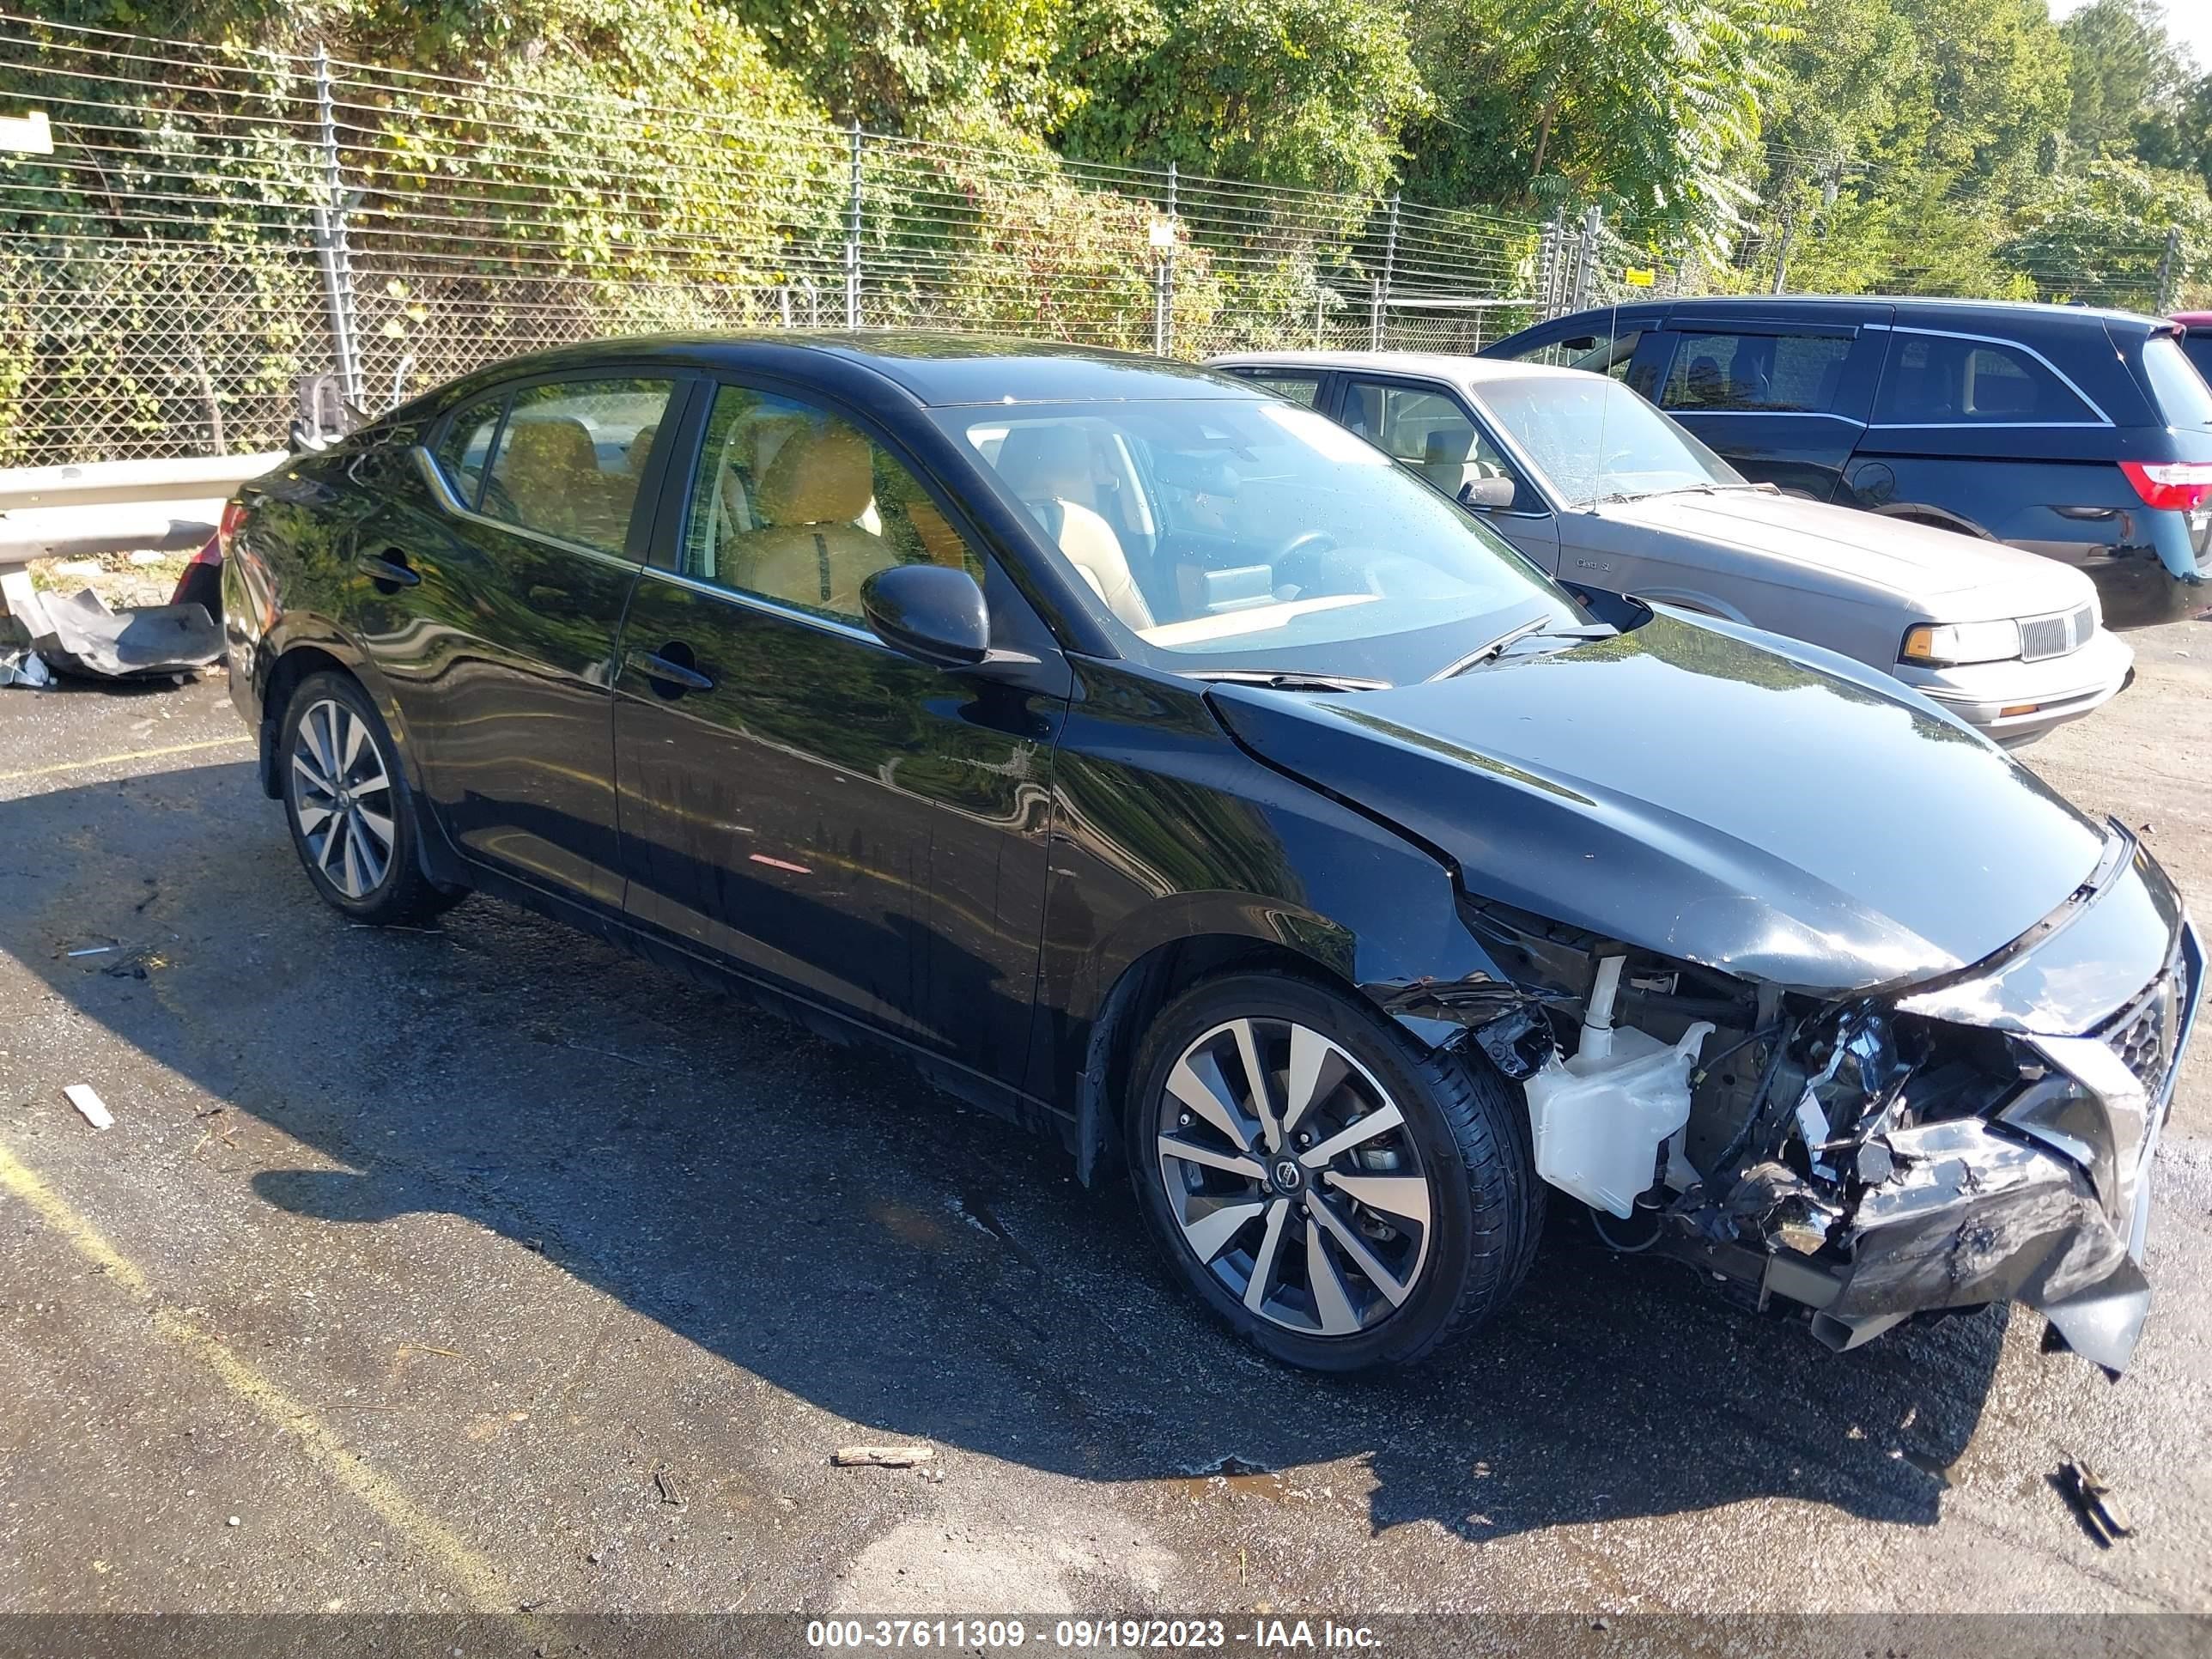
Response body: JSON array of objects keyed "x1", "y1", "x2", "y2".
[{"x1": 1624, "y1": 267, "x2": 1656, "y2": 287}]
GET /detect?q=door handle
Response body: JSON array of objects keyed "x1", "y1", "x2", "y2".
[
  {"x1": 633, "y1": 645, "x2": 714, "y2": 696},
  {"x1": 357, "y1": 550, "x2": 419, "y2": 589}
]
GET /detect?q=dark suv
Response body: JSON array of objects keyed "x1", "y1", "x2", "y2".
[{"x1": 1486, "y1": 298, "x2": 2212, "y2": 627}]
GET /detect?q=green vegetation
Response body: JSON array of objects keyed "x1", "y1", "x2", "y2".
[
  {"x1": 78, "y1": 0, "x2": 2204, "y2": 301},
  {"x1": 3, "y1": 0, "x2": 2209, "y2": 465}
]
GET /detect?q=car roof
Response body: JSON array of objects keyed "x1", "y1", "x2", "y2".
[
  {"x1": 401, "y1": 331, "x2": 1260, "y2": 420},
  {"x1": 1207, "y1": 349, "x2": 1587, "y2": 386},
  {"x1": 1535, "y1": 294, "x2": 2165, "y2": 333}
]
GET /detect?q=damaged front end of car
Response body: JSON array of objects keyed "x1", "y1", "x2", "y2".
[{"x1": 1403, "y1": 824, "x2": 2203, "y2": 1377}]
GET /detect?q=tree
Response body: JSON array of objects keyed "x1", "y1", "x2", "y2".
[
  {"x1": 1999, "y1": 157, "x2": 2212, "y2": 308},
  {"x1": 1050, "y1": 0, "x2": 1429, "y2": 196},
  {"x1": 716, "y1": 0, "x2": 1076, "y2": 132},
  {"x1": 1403, "y1": 0, "x2": 1793, "y2": 252},
  {"x1": 1745, "y1": 0, "x2": 2073, "y2": 292},
  {"x1": 2059, "y1": 0, "x2": 2193, "y2": 161}
]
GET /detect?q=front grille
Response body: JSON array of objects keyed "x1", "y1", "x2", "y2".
[
  {"x1": 2103, "y1": 958, "x2": 2184, "y2": 1097},
  {"x1": 2020, "y1": 604, "x2": 2097, "y2": 662}
]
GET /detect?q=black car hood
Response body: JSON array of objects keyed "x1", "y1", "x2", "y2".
[{"x1": 1206, "y1": 613, "x2": 2109, "y2": 995}]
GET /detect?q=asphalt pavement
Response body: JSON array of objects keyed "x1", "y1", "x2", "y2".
[{"x1": 2, "y1": 617, "x2": 2209, "y2": 1628}]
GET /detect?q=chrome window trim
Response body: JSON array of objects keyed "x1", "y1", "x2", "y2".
[
  {"x1": 1662, "y1": 408, "x2": 1865, "y2": 422},
  {"x1": 631, "y1": 561, "x2": 885, "y2": 647},
  {"x1": 1866, "y1": 324, "x2": 2114, "y2": 427}
]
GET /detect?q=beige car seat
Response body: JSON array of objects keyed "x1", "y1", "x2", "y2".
[
  {"x1": 727, "y1": 422, "x2": 887, "y2": 615},
  {"x1": 994, "y1": 426, "x2": 1154, "y2": 630},
  {"x1": 494, "y1": 416, "x2": 617, "y2": 545},
  {"x1": 1418, "y1": 429, "x2": 1504, "y2": 500}
]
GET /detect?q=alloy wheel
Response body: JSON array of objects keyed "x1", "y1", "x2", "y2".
[
  {"x1": 289, "y1": 696, "x2": 396, "y2": 900},
  {"x1": 1154, "y1": 1018, "x2": 1434, "y2": 1337}
]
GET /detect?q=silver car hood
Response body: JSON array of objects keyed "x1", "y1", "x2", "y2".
[{"x1": 1595, "y1": 489, "x2": 2095, "y2": 621}]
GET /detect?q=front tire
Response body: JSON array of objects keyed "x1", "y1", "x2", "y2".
[
  {"x1": 278, "y1": 670, "x2": 459, "y2": 926},
  {"x1": 1126, "y1": 972, "x2": 1543, "y2": 1373}
]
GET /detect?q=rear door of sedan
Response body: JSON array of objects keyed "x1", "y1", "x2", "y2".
[
  {"x1": 609, "y1": 375, "x2": 1068, "y2": 1088},
  {"x1": 372, "y1": 368, "x2": 687, "y2": 907}
]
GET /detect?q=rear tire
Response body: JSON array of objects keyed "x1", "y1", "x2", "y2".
[
  {"x1": 1126, "y1": 971, "x2": 1543, "y2": 1373},
  {"x1": 277, "y1": 670, "x2": 460, "y2": 927}
]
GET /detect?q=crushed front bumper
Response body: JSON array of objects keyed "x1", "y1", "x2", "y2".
[{"x1": 1765, "y1": 842, "x2": 2202, "y2": 1375}]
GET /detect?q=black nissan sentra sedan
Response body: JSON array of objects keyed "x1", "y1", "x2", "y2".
[{"x1": 222, "y1": 335, "x2": 2201, "y2": 1377}]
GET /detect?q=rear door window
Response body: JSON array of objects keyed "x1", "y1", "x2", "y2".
[
  {"x1": 2142, "y1": 335, "x2": 2212, "y2": 430},
  {"x1": 1660, "y1": 331, "x2": 1853, "y2": 413},
  {"x1": 480, "y1": 377, "x2": 678, "y2": 556},
  {"x1": 1874, "y1": 333, "x2": 2099, "y2": 425},
  {"x1": 434, "y1": 396, "x2": 506, "y2": 509},
  {"x1": 1231, "y1": 370, "x2": 1323, "y2": 407}
]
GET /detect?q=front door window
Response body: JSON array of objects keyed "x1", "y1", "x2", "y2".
[
  {"x1": 1340, "y1": 379, "x2": 1532, "y2": 507},
  {"x1": 679, "y1": 386, "x2": 983, "y2": 617}
]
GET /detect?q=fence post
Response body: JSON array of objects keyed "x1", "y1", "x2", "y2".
[
  {"x1": 2155, "y1": 226, "x2": 2181, "y2": 314},
  {"x1": 1369, "y1": 194, "x2": 1400, "y2": 349},
  {"x1": 1152, "y1": 161, "x2": 1176, "y2": 356},
  {"x1": 1771, "y1": 205, "x2": 1797, "y2": 296},
  {"x1": 1572, "y1": 205, "x2": 1601, "y2": 312},
  {"x1": 310, "y1": 47, "x2": 364, "y2": 409},
  {"x1": 1534, "y1": 212, "x2": 1559, "y2": 320},
  {"x1": 845, "y1": 121, "x2": 864, "y2": 331}
]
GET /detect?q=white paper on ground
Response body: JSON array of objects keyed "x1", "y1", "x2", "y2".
[{"x1": 64, "y1": 1084, "x2": 114, "y2": 1130}]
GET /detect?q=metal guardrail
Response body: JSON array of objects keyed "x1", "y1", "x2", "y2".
[
  {"x1": 0, "y1": 452, "x2": 283, "y2": 512},
  {"x1": 0, "y1": 452, "x2": 283, "y2": 567}
]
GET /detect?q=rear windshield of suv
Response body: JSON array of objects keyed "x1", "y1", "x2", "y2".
[{"x1": 2142, "y1": 335, "x2": 2212, "y2": 429}]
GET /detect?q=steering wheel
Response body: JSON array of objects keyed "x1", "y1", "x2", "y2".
[{"x1": 1267, "y1": 528, "x2": 1338, "y2": 591}]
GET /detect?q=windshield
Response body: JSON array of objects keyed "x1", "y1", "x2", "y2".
[
  {"x1": 1478, "y1": 374, "x2": 1745, "y2": 507},
  {"x1": 937, "y1": 398, "x2": 1586, "y2": 682},
  {"x1": 2144, "y1": 335, "x2": 2212, "y2": 430}
]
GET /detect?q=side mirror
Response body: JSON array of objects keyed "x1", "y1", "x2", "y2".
[
  {"x1": 861, "y1": 563, "x2": 990, "y2": 669},
  {"x1": 1459, "y1": 475, "x2": 1517, "y2": 510}
]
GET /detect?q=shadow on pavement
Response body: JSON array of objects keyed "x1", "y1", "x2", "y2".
[{"x1": 0, "y1": 760, "x2": 1998, "y2": 1543}]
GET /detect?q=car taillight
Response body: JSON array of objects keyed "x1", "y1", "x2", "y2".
[
  {"x1": 2119, "y1": 459, "x2": 2212, "y2": 511},
  {"x1": 216, "y1": 498, "x2": 250, "y2": 559}
]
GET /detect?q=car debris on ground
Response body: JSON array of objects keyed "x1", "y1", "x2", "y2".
[
  {"x1": 1, "y1": 570, "x2": 52, "y2": 686},
  {"x1": 831, "y1": 1444, "x2": 935, "y2": 1468},
  {"x1": 63, "y1": 1084, "x2": 114, "y2": 1130},
  {"x1": 0, "y1": 641, "x2": 52, "y2": 688},
  {"x1": 1, "y1": 563, "x2": 221, "y2": 684},
  {"x1": 2057, "y1": 1458, "x2": 2136, "y2": 1546}
]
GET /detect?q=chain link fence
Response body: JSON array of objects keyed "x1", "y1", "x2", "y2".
[{"x1": 0, "y1": 12, "x2": 1637, "y2": 468}]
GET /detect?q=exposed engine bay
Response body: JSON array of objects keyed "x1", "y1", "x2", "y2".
[{"x1": 1442, "y1": 827, "x2": 2202, "y2": 1377}]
